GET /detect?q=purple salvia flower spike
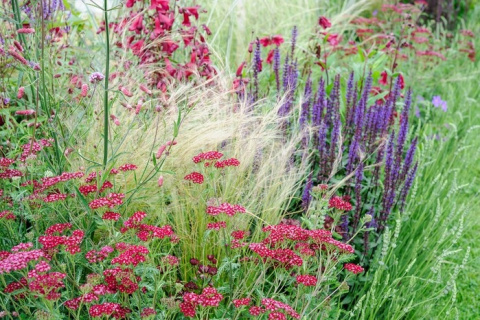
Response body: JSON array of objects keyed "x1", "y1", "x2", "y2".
[
  {"x1": 301, "y1": 174, "x2": 313, "y2": 212},
  {"x1": 400, "y1": 137, "x2": 417, "y2": 181},
  {"x1": 253, "y1": 40, "x2": 262, "y2": 102},
  {"x1": 400, "y1": 162, "x2": 418, "y2": 211},
  {"x1": 273, "y1": 47, "x2": 281, "y2": 94},
  {"x1": 291, "y1": 26, "x2": 298, "y2": 59},
  {"x1": 353, "y1": 162, "x2": 364, "y2": 232}
]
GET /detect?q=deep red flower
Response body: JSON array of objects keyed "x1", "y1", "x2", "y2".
[
  {"x1": 266, "y1": 49, "x2": 275, "y2": 64},
  {"x1": 344, "y1": 263, "x2": 364, "y2": 274},
  {"x1": 184, "y1": 172, "x2": 204, "y2": 184},
  {"x1": 379, "y1": 71, "x2": 388, "y2": 86},
  {"x1": 296, "y1": 274, "x2": 317, "y2": 286},
  {"x1": 319, "y1": 16, "x2": 331, "y2": 29}
]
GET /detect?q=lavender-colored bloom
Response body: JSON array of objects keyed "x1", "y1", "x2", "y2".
[
  {"x1": 2, "y1": 97, "x2": 10, "y2": 105},
  {"x1": 346, "y1": 134, "x2": 359, "y2": 174},
  {"x1": 384, "y1": 130, "x2": 395, "y2": 190},
  {"x1": 382, "y1": 76, "x2": 402, "y2": 133},
  {"x1": 346, "y1": 82, "x2": 358, "y2": 131},
  {"x1": 341, "y1": 214, "x2": 349, "y2": 241},
  {"x1": 346, "y1": 72, "x2": 355, "y2": 109},
  {"x1": 400, "y1": 137, "x2": 417, "y2": 181},
  {"x1": 352, "y1": 162, "x2": 364, "y2": 233},
  {"x1": 395, "y1": 89, "x2": 412, "y2": 166},
  {"x1": 89, "y1": 72, "x2": 105, "y2": 84},
  {"x1": 273, "y1": 47, "x2": 281, "y2": 93},
  {"x1": 400, "y1": 162, "x2": 418, "y2": 210},
  {"x1": 300, "y1": 73, "x2": 312, "y2": 129},
  {"x1": 253, "y1": 40, "x2": 262, "y2": 102},
  {"x1": 432, "y1": 95, "x2": 447, "y2": 112},
  {"x1": 329, "y1": 116, "x2": 341, "y2": 165},
  {"x1": 281, "y1": 56, "x2": 290, "y2": 94},
  {"x1": 380, "y1": 184, "x2": 396, "y2": 228},
  {"x1": 301, "y1": 174, "x2": 313, "y2": 212},
  {"x1": 317, "y1": 122, "x2": 328, "y2": 180},
  {"x1": 312, "y1": 79, "x2": 325, "y2": 128},
  {"x1": 290, "y1": 26, "x2": 298, "y2": 59}
]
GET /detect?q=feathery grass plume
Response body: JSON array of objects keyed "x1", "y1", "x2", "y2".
[{"x1": 68, "y1": 73, "x2": 309, "y2": 265}]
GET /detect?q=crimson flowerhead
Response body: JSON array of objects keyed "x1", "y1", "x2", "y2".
[{"x1": 319, "y1": 16, "x2": 331, "y2": 29}]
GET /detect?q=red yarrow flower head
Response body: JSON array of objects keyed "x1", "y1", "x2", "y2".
[
  {"x1": 118, "y1": 163, "x2": 137, "y2": 171},
  {"x1": 102, "y1": 211, "x2": 121, "y2": 221},
  {"x1": 328, "y1": 196, "x2": 352, "y2": 211},
  {"x1": 296, "y1": 274, "x2": 317, "y2": 286},
  {"x1": 198, "y1": 287, "x2": 223, "y2": 307},
  {"x1": 233, "y1": 297, "x2": 251, "y2": 308},
  {"x1": 269, "y1": 312, "x2": 287, "y2": 320},
  {"x1": 141, "y1": 307, "x2": 156, "y2": 318},
  {"x1": 184, "y1": 172, "x2": 204, "y2": 184},
  {"x1": 89, "y1": 302, "x2": 131, "y2": 318},
  {"x1": 206, "y1": 203, "x2": 246, "y2": 216},
  {"x1": 214, "y1": 157, "x2": 240, "y2": 168},
  {"x1": 207, "y1": 221, "x2": 227, "y2": 230},
  {"x1": 111, "y1": 243, "x2": 149, "y2": 266},
  {"x1": 344, "y1": 263, "x2": 364, "y2": 274},
  {"x1": 319, "y1": 16, "x2": 331, "y2": 29},
  {"x1": 192, "y1": 151, "x2": 223, "y2": 163},
  {"x1": 89, "y1": 193, "x2": 125, "y2": 209}
]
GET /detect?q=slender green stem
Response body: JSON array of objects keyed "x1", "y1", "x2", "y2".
[{"x1": 103, "y1": 0, "x2": 111, "y2": 169}]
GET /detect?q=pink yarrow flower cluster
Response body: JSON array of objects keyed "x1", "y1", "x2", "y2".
[
  {"x1": 120, "y1": 211, "x2": 176, "y2": 241},
  {"x1": 89, "y1": 302, "x2": 131, "y2": 319},
  {"x1": 38, "y1": 225, "x2": 84, "y2": 255},
  {"x1": 111, "y1": 243, "x2": 149, "y2": 266},
  {"x1": 344, "y1": 263, "x2": 364, "y2": 274},
  {"x1": 89, "y1": 193, "x2": 125, "y2": 209},
  {"x1": 184, "y1": 171, "x2": 204, "y2": 184},
  {"x1": 296, "y1": 274, "x2": 317, "y2": 286},
  {"x1": 206, "y1": 202, "x2": 246, "y2": 216},
  {"x1": 179, "y1": 287, "x2": 224, "y2": 318},
  {"x1": 328, "y1": 196, "x2": 353, "y2": 211}
]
